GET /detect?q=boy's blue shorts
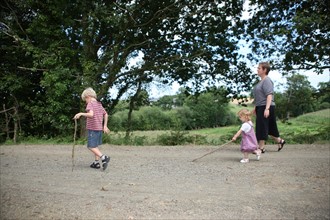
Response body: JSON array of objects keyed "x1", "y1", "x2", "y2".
[{"x1": 87, "y1": 130, "x2": 103, "y2": 148}]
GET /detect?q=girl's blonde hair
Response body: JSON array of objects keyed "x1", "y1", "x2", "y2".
[
  {"x1": 237, "y1": 109, "x2": 252, "y2": 121},
  {"x1": 81, "y1": 87, "x2": 97, "y2": 101}
]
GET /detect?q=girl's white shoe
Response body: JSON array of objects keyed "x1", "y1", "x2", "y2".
[
  {"x1": 240, "y1": 158, "x2": 249, "y2": 163},
  {"x1": 256, "y1": 153, "x2": 261, "y2": 161}
]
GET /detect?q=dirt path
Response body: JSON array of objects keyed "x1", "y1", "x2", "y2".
[{"x1": 0, "y1": 144, "x2": 329, "y2": 219}]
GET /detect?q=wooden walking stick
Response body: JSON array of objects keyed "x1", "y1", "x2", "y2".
[
  {"x1": 192, "y1": 140, "x2": 233, "y2": 162},
  {"x1": 72, "y1": 119, "x2": 78, "y2": 172}
]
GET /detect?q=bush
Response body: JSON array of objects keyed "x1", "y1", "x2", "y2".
[
  {"x1": 157, "y1": 131, "x2": 190, "y2": 145},
  {"x1": 186, "y1": 134, "x2": 208, "y2": 145},
  {"x1": 156, "y1": 130, "x2": 208, "y2": 145},
  {"x1": 135, "y1": 106, "x2": 173, "y2": 130},
  {"x1": 103, "y1": 132, "x2": 147, "y2": 146},
  {"x1": 281, "y1": 126, "x2": 330, "y2": 144}
]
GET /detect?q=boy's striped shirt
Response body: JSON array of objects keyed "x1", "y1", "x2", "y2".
[{"x1": 86, "y1": 101, "x2": 106, "y2": 131}]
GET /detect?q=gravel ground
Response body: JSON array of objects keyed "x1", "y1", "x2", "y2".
[{"x1": 0, "y1": 144, "x2": 329, "y2": 220}]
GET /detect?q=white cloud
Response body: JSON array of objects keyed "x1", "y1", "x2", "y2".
[{"x1": 269, "y1": 69, "x2": 329, "y2": 92}]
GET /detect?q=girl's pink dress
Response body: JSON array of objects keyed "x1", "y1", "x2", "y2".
[{"x1": 241, "y1": 122, "x2": 258, "y2": 153}]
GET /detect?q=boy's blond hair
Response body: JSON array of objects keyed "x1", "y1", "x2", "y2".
[
  {"x1": 81, "y1": 87, "x2": 97, "y2": 101},
  {"x1": 237, "y1": 109, "x2": 252, "y2": 121}
]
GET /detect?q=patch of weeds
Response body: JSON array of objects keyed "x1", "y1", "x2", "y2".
[
  {"x1": 187, "y1": 134, "x2": 208, "y2": 145},
  {"x1": 157, "y1": 130, "x2": 191, "y2": 145},
  {"x1": 281, "y1": 125, "x2": 330, "y2": 144},
  {"x1": 103, "y1": 133, "x2": 126, "y2": 145},
  {"x1": 103, "y1": 133, "x2": 146, "y2": 146}
]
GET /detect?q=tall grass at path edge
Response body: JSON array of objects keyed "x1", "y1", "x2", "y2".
[
  {"x1": 103, "y1": 108, "x2": 329, "y2": 146},
  {"x1": 5, "y1": 108, "x2": 329, "y2": 146}
]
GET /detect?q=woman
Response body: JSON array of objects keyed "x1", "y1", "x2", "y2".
[{"x1": 253, "y1": 62, "x2": 285, "y2": 153}]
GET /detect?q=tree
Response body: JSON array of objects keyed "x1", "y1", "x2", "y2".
[
  {"x1": 314, "y1": 81, "x2": 330, "y2": 110},
  {"x1": 154, "y1": 95, "x2": 177, "y2": 110},
  {"x1": 282, "y1": 74, "x2": 315, "y2": 118},
  {"x1": 184, "y1": 87, "x2": 233, "y2": 128},
  {"x1": 0, "y1": 1, "x2": 48, "y2": 140},
  {"x1": 1, "y1": 0, "x2": 254, "y2": 138},
  {"x1": 246, "y1": 0, "x2": 330, "y2": 74},
  {"x1": 126, "y1": 84, "x2": 151, "y2": 137},
  {"x1": 274, "y1": 92, "x2": 287, "y2": 121}
]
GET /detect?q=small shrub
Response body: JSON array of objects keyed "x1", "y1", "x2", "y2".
[
  {"x1": 187, "y1": 134, "x2": 208, "y2": 145},
  {"x1": 130, "y1": 136, "x2": 146, "y2": 146},
  {"x1": 157, "y1": 130, "x2": 190, "y2": 145},
  {"x1": 103, "y1": 132, "x2": 146, "y2": 146},
  {"x1": 103, "y1": 133, "x2": 126, "y2": 145}
]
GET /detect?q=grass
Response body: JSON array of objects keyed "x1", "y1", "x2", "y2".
[
  {"x1": 103, "y1": 108, "x2": 329, "y2": 145},
  {"x1": 5, "y1": 108, "x2": 329, "y2": 146},
  {"x1": 277, "y1": 109, "x2": 330, "y2": 144}
]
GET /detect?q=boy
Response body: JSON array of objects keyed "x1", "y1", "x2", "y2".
[{"x1": 74, "y1": 87, "x2": 110, "y2": 170}]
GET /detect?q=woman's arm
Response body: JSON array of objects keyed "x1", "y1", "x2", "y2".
[{"x1": 264, "y1": 94, "x2": 272, "y2": 118}]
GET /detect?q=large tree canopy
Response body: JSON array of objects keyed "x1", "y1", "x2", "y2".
[
  {"x1": 1, "y1": 0, "x2": 329, "y2": 140},
  {"x1": 1, "y1": 0, "x2": 252, "y2": 138},
  {"x1": 246, "y1": 0, "x2": 330, "y2": 74}
]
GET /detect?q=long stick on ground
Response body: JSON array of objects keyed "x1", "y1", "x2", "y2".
[
  {"x1": 72, "y1": 119, "x2": 78, "y2": 172},
  {"x1": 191, "y1": 140, "x2": 233, "y2": 162}
]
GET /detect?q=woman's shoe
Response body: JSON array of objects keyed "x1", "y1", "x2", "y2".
[
  {"x1": 260, "y1": 148, "x2": 266, "y2": 153},
  {"x1": 278, "y1": 139, "x2": 286, "y2": 151}
]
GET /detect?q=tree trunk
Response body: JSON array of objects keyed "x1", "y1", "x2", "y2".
[
  {"x1": 126, "y1": 82, "x2": 142, "y2": 138},
  {"x1": 3, "y1": 105, "x2": 10, "y2": 140},
  {"x1": 13, "y1": 107, "x2": 18, "y2": 144}
]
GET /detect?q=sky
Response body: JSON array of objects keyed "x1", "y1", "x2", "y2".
[
  {"x1": 147, "y1": 1, "x2": 329, "y2": 98},
  {"x1": 148, "y1": 69, "x2": 329, "y2": 99},
  {"x1": 111, "y1": 0, "x2": 330, "y2": 99},
  {"x1": 269, "y1": 69, "x2": 329, "y2": 92}
]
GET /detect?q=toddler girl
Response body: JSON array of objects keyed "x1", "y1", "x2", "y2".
[{"x1": 232, "y1": 109, "x2": 261, "y2": 163}]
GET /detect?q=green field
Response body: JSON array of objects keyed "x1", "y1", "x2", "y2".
[
  {"x1": 104, "y1": 108, "x2": 329, "y2": 146},
  {"x1": 7, "y1": 108, "x2": 329, "y2": 146},
  {"x1": 277, "y1": 109, "x2": 330, "y2": 144}
]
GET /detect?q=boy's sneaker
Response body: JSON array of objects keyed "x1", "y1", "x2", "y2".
[
  {"x1": 90, "y1": 161, "x2": 100, "y2": 169},
  {"x1": 102, "y1": 156, "x2": 110, "y2": 170},
  {"x1": 240, "y1": 158, "x2": 249, "y2": 163}
]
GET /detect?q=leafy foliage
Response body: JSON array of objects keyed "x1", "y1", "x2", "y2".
[
  {"x1": 1, "y1": 0, "x2": 328, "y2": 142},
  {"x1": 314, "y1": 82, "x2": 330, "y2": 110},
  {"x1": 109, "y1": 88, "x2": 235, "y2": 131},
  {"x1": 246, "y1": 0, "x2": 330, "y2": 73},
  {"x1": 157, "y1": 131, "x2": 190, "y2": 146},
  {"x1": 184, "y1": 87, "x2": 234, "y2": 128},
  {"x1": 278, "y1": 109, "x2": 330, "y2": 144},
  {"x1": 1, "y1": 0, "x2": 252, "y2": 140},
  {"x1": 275, "y1": 74, "x2": 316, "y2": 119}
]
